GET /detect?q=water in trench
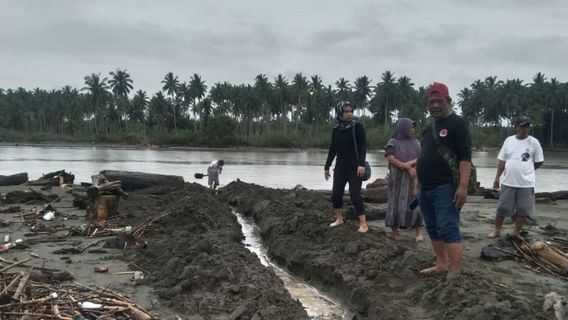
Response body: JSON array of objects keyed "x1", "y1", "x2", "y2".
[{"x1": 233, "y1": 210, "x2": 348, "y2": 320}]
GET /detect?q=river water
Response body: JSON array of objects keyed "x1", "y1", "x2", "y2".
[{"x1": 0, "y1": 145, "x2": 566, "y2": 192}]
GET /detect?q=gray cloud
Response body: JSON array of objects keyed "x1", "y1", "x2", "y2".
[{"x1": 1, "y1": 0, "x2": 567, "y2": 99}]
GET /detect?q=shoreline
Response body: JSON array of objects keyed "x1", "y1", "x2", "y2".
[
  {"x1": 0, "y1": 141, "x2": 329, "y2": 152},
  {"x1": 2, "y1": 140, "x2": 567, "y2": 153}
]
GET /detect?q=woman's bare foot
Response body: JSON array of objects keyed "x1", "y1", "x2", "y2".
[
  {"x1": 329, "y1": 219, "x2": 344, "y2": 227},
  {"x1": 419, "y1": 265, "x2": 449, "y2": 275},
  {"x1": 358, "y1": 225, "x2": 369, "y2": 233},
  {"x1": 415, "y1": 233, "x2": 424, "y2": 242},
  {"x1": 488, "y1": 230, "x2": 500, "y2": 239}
]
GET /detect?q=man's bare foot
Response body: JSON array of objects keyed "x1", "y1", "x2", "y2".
[
  {"x1": 386, "y1": 232, "x2": 401, "y2": 240},
  {"x1": 488, "y1": 230, "x2": 500, "y2": 239},
  {"x1": 329, "y1": 219, "x2": 344, "y2": 227},
  {"x1": 419, "y1": 265, "x2": 448, "y2": 275},
  {"x1": 358, "y1": 225, "x2": 369, "y2": 233},
  {"x1": 415, "y1": 233, "x2": 424, "y2": 242}
]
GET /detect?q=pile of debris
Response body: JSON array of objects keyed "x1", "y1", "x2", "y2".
[
  {"x1": 0, "y1": 268, "x2": 154, "y2": 319},
  {"x1": 515, "y1": 239, "x2": 568, "y2": 279}
]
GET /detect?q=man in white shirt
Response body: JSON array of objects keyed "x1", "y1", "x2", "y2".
[
  {"x1": 207, "y1": 159, "x2": 224, "y2": 190},
  {"x1": 489, "y1": 116, "x2": 544, "y2": 240}
]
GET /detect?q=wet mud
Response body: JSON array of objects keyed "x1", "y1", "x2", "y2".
[{"x1": 220, "y1": 180, "x2": 551, "y2": 320}]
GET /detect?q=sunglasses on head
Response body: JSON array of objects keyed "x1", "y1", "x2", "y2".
[{"x1": 520, "y1": 123, "x2": 531, "y2": 128}]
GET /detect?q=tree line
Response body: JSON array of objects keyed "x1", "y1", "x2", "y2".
[{"x1": 0, "y1": 70, "x2": 567, "y2": 148}]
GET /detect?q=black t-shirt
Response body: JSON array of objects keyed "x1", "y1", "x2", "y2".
[
  {"x1": 325, "y1": 122, "x2": 366, "y2": 170},
  {"x1": 417, "y1": 113, "x2": 472, "y2": 187}
]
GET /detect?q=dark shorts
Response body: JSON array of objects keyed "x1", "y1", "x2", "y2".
[
  {"x1": 497, "y1": 185, "x2": 535, "y2": 217},
  {"x1": 419, "y1": 183, "x2": 462, "y2": 243}
]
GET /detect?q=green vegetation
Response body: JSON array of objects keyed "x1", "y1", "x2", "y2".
[{"x1": 1, "y1": 70, "x2": 567, "y2": 148}]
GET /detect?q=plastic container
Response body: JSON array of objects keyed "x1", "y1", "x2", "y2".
[{"x1": 43, "y1": 211, "x2": 55, "y2": 221}]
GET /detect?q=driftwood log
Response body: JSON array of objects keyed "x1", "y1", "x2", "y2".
[
  {"x1": 25, "y1": 170, "x2": 75, "y2": 187},
  {"x1": 99, "y1": 170, "x2": 184, "y2": 191},
  {"x1": 5, "y1": 189, "x2": 58, "y2": 204},
  {"x1": 346, "y1": 203, "x2": 386, "y2": 221},
  {"x1": 0, "y1": 172, "x2": 28, "y2": 186},
  {"x1": 87, "y1": 176, "x2": 128, "y2": 199},
  {"x1": 485, "y1": 189, "x2": 568, "y2": 201},
  {"x1": 316, "y1": 186, "x2": 389, "y2": 204}
]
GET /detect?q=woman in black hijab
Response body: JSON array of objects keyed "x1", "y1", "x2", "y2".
[{"x1": 324, "y1": 101, "x2": 368, "y2": 233}]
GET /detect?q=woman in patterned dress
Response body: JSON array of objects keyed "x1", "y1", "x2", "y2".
[{"x1": 384, "y1": 118, "x2": 424, "y2": 241}]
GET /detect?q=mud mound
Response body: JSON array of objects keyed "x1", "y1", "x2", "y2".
[
  {"x1": 123, "y1": 183, "x2": 308, "y2": 319},
  {"x1": 221, "y1": 180, "x2": 546, "y2": 320}
]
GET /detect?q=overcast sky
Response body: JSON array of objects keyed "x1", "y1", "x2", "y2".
[{"x1": 1, "y1": 0, "x2": 567, "y2": 100}]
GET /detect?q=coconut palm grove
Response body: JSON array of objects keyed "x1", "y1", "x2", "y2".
[{"x1": 1, "y1": 69, "x2": 567, "y2": 149}]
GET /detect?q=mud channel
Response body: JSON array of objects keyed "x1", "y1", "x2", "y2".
[{"x1": 234, "y1": 210, "x2": 347, "y2": 319}]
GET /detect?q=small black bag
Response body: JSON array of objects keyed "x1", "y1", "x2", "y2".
[{"x1": 351, "y1": 123, "x2": 371, "y2": 181}]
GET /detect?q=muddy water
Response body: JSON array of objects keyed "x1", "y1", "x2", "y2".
[
  {"x1": 233, "y1": 210, "x2": 348, "y2": 320},
  {"x1": 0, "y1": 145, "x2": 567, "y2": 192}
]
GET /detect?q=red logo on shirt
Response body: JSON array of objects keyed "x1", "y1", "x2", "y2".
[{"x1": 439, "y1": 129, "x2": 448, "y2": 137}]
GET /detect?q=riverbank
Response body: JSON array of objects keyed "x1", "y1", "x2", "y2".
[
  {"x1": 0, "y1": 141, "x2": 328, "y2": 153},
  {"x1": 3, "y1": 140, "x2": 568, "y2": 154},
  {"x1": 2, "y1": 177, "x2": 568, "y2": 319}
]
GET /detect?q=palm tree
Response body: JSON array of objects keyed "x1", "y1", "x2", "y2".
[
  {"x1": 161, "y1": 72, "x2": 179, "y2": 130},
  {"x1": 59, "y1": 85, "x2": 82, "y2": 135},
  {"x1": 273, "y1": 74, "x2": 289, "y2": 123},
  {"x1": 199, "y1": 97, "x2": 213, "y2": 127},
  {"x1": 147, "y1": 92, "x2": 169, "y2": 132},
  {"x1": 189, "y1": 74, "x2": 207, "y2": 124},
  {"x1": 468, "y1": 79, "x2": 486, "y2": 126},
  {"x1": 130, "y1": 90, "x2": 149, "y2": 125},
  {"x1": 210, "y1": 82, "x2": 232, "y2": 117},
  {"x1": 530, "y1": 72, "x2": 547, "y2": 138},
  {"x1": 323, "y1": 85, "x2": 336, "y2": 122},
  {"x1": 177, "y1": 82, "x2": 191, "y2": 121},
  {"x1": 335, "y1": 78, "x2": 351, "y2": 102},
  {"x1": 291, "y1": 73, "x2": 308, "y2": 131},
  {"x1": 481, "y1": 76, "x2": 503, "y2": 127},
  {"x1": 547, "y1": 78, "x2": 561, "y2": 148},
  {"x1": 305, "y1": 75, "x2": 324, "y2": 125},
  {"x1": 108, "y1": 69, "x2": 134, "y2": 130},
  {"x1": 371, "y1": 70, "x2": 397, "y2": 133},
  {"x1": 254, "y1": 74, "x2": 272, "y2": 134},
  {"x1": 82, "y1": 73, "x2": 109, "y2": 133},
  {"x1": 108, "y1": 69, "x2": 134, "y2": 98},
  {"x1": 396, "y1": 76, "x2": 414, "y2": 117},
  {"x1": 353, "y1": 76, "x2": 372, "y2": 120}
]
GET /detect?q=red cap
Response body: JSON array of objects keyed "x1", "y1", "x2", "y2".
[{"x1": 427, "y1": 82, "x2": 450, "y2": 98}]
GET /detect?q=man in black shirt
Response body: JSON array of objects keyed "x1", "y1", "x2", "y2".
[{"x1": 416, "y1": 82, "x2": 472, "y2": 278}]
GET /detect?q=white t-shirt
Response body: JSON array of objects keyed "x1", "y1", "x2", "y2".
[
  {"x1": 208, "y1": 160, "x2": 222, "y2": 173},
  {"x1": 498, "y1": 135, "x2": 544, "y2": 188}
]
